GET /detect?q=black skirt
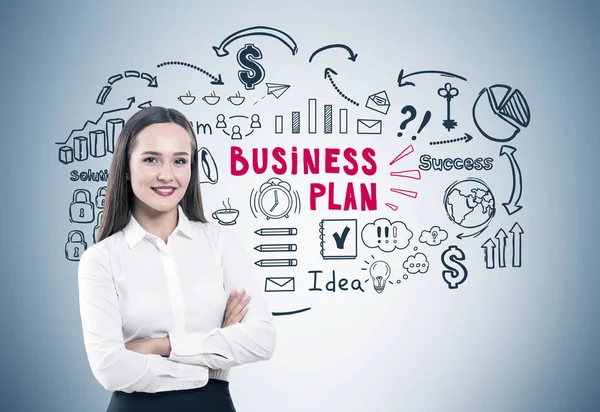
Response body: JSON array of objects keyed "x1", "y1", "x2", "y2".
[{"x1": 106, "y1": 379, "x2": 236, "y2": 412}]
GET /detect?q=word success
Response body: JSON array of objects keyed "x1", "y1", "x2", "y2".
[{"x1": 230, "y1": 146, "x2": 379, "y2": 211}]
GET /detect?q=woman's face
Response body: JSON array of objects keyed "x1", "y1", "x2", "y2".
[{"x1": 128, "y1": 122, "x2": 192, "y2": 215}]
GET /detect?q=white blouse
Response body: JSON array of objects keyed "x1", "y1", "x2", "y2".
[{"x1": 77, "y1": 205, "x2": 277, "y2": 393}]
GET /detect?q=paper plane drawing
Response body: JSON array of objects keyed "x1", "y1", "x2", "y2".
[{"x1": 266, "y1": 83, "x2": 291, "y2": 99}]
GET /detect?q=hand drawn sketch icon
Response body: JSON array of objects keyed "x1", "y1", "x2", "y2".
[
  {"x1": 250, "y1": 177, "x2": 301, "y2": 220},
  {"x1": 258, "y1": 178, "x2": 293, "y2": 219},
  {"x1": 265, "y1": 277, "x2": 295, "y2": 292},
  {"x1": 202, "y1": 91, "x2": 220, "y2": 105},
  {"x1": 69, "y1": 189, "x2": 95, "y2": 223},
  {"x1": 365, "y1": 91, "x2": 390, "y2": 114},
  {"x1": 266, "y1": 83, "x2": 290, "y2": 99},
  {"x1": 319, "y1": 219, "x2": 358, "y2": 260},
  {"x1": 472, "y1": 84, "x2": 531, "y2": 142},
  {"x1": 362, "y1": 256, "x2": 392, "y2": 293},
  {"x1": 438, "y1": 83, "x2": 459, "y2": 131},
  {"x1": 65, "y1": 230, "x2": 87, "y2": 261},
  {"x1": 212, "y1": 199, "x2": 239, "y2": 226},
  {"x1": 443, "y1": 178, "x2": 495, "y2": 238},
  {"x1": 227, "y1": 91, "x2": 245, "y2": 106},
  {"x1": 357, "y1": 119, "x2": 382, "y2": 134},
  {"x1": 95, "y1": 186, "x2": 106, "y2": 209},
  {"x1": 198, "y1": 147, "x2": 218, "y2": 185},
  {"x1": 178, "y1": 90, "x2": 196, "y2": 105},
  {"x1": 93, "y1": 211, "x2": 103, "y2": 244}
]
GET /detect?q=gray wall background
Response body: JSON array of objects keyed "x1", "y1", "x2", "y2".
[{"x1": 0, "y1": 1, "x2": 598, "y2": 411}]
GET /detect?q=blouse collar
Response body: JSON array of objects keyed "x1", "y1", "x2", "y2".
[{"x1": 123, "y1": 204, "x2": 193, "y2": 248}]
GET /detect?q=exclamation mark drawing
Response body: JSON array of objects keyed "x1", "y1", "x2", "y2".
[{"x1": 412, "y1": 111, "x2": 431, "y2": 140}]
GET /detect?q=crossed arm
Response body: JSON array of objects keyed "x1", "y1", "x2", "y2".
[
  {"x1": 125, "y1": 290, "x2": 252, "y2": 356},
  {"x1": 78, "y1": 230, "x2": 276, "y2": 393}
]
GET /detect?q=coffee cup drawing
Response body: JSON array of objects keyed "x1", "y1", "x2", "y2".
[
  {"x1": 178, "y1": 90, "x2": 196, "y2": 105},
  {"x1": 212, "y1": 198, "x2": 239, "y2": 225},
  {"x1": 202, "y1": 90, "x2": 220, "y2": 105},
  {"x1": 227, "y1": 91, "x2": 245, "y2": 106}
]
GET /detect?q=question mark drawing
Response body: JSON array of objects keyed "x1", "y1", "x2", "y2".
[
  {"x1": 398, "y1": 105, "x2": 432, "y2": 140},
  {"x1": 397, "y1": 105, "x2": 417, "y2": 138}
]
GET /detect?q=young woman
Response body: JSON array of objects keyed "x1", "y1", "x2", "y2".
[{"x1": 77, "y1": 106, "x2": 277, "y2": 412}]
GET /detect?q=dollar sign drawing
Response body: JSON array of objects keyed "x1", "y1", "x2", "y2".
[
  {"x1": 441, "y1": 245, "x2": 468, "y2": 289},
  {"x1": 237, "y1": 43, "x2": 265, "y2": 90}
]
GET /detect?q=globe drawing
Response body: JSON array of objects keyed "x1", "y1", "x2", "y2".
[{"x1": 443, "y1": 178, "x2": 495, "y2": 229}]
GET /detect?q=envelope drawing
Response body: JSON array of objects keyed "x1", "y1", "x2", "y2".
[
  {"x1": 265, "y1": 276, "x2": 295, "y2": 292},
  {"x1": 357, "y1": 119, "x2": 382, "y2": 134},
  {"x1": 365, "y1": 90, "x2": 390, "y2": 114}
]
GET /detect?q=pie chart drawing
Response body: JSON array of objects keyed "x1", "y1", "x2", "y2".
[{"x1": 472, "y1": 84, "x2": 531, "y2": 142}]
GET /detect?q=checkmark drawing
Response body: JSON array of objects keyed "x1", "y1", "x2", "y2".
[{"x1": 333, "y1": 226, "x2": 351, "y2": 249}]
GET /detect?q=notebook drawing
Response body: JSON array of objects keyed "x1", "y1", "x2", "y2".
[{"x1": 319, "y1": 219, "x2": 358, "y2": 260}]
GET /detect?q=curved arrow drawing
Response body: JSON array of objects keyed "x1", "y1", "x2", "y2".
[
  {"x1": 500, "y1": 145, "x2": 523, "y2": 215},
  {"x1": 397, "y1": 69, "x2": 467, "y2": 87},
  {"x1": 213, "y1": 26, "x2": 298, "y2": 57},
  {"x1": 156, "y1": 61, "x2": 223, "y2": 85},
  {"x1": 55, "y1": 97, "x2": 137, "y2": 145},
  {"x1": 96, "y1": 70, "x2": 158, "y2": 105},
  {"x1": 457, "y1": 226, "x2": 487, "y2": 239},
  {"x1": 309, "y1": 43, "x2": 358, "y2": 62},
  {"x1": 324, "y1": 68, "x2": 359, "y2": 106}
]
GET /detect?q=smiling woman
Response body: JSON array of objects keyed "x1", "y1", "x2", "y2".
[
  {"x1": 77, "y1": 106, "x2": 277, "y2": 412},
  {"x1": 127, "y1": 122, "x2": 194, "y2": 237}
]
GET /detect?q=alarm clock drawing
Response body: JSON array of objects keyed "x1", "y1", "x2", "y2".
[
  {"x1": 250, "y1": 177, "x2": 301, "y2": 220},
  {"x1": 257, "y1": 178, "x2": 293, "y2": 219}
]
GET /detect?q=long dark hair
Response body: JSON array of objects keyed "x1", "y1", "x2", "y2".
[{"x1": 97, "y1": 106, "x2": 208, "y2": 242}]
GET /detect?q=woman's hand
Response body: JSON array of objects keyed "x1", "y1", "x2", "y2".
[
  {"x1": 125, "y1": 291, "x2": 251, "y2": 356},
  {"x1": 125, "y1": 338, "x2": 159, "y2": 355},
  {"x1": 222, "y1": 289, "x2": 251, "y2": 328},
  {"x1": 125, "y1": 337, "x2": 171, "y2": 356}
]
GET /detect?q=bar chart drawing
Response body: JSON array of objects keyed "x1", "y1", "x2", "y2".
[
  {"x1": 340, "y1": 109, "x2": 348, "y2": 134},
  {"x1": 324, "y1": 105, "x2": 333, "y2": 134},
  {"x1": 58, "y1": 117, "x2": 124, "y2": 164},
  {"x1": 272, "y1": 98, "x2": 349, "y2": 135},
  {"x1": 292, "y1": 111, "x2": 300, "y2": 134},
  {"x1": 275, "y1": 115, "x2": 284, "y2": 134},
  {"x1": 56, "y1": 96, "x2": 136, "y2": 165},
  {"x1": 308, "y1": 98, "x2": 317, "y2": 134}
]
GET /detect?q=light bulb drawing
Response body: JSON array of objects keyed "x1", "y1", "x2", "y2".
[{"x1": 362, "y1": 255, "x2": 392, "y2": 293}]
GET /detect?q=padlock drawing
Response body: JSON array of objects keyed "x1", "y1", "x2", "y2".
[
  {"x1": 69, "y1": 189, "x2": 95, "y2": 224},
  {"x1": 95, "y1": 186, "x2": 107, "y2": 209},
  {"x1": 65, "y1": 230, "x2": 87, "y2": 261},
  {"x1": 93, "y1": 211, "x2": 103, "y2": 244}
]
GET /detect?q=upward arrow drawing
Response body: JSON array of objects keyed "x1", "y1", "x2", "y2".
[
  {"x1": 481, "y1": 238, "x2": 496, "y2": 269},
  {"x1": 495, "y1": 229, "x2": 508, "y2": 268},
  {"x1": 55, "y1": 97, "x2": 137, "y2": 145},
  {"x1": 509, "y1": 223, "x2": 524, "y2": 267}
]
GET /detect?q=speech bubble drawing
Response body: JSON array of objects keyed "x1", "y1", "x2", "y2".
[
  {"x1": 403, "y1": 252, "x2": 429, "y2": 274},
  {"x1": 419, "y1": 225, "x2": 449, "y2": 246},
  {"x1": 361, "y1": 218, "x2": 412, "y2": 253}
]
